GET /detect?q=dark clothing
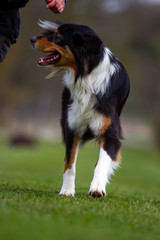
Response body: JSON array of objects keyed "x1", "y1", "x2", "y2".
[
  {"x1": 0, "y1": 8, "x2": 20, "y2": 43},
  {"x1": 0, "y1": 34, "x2": 11, "y2": 63},
  {"x1": 0, "y1": 1, "x2": 29, "y2": 9},
  {"x1": 0, "y1": 1, "x2": 29, "y2": 43},
  {"x1": 0, "y1": 1, "x2": 29, "y2": 63}
]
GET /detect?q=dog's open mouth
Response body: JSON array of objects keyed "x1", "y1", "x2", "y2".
[{"x1": 37, "y1": 51, "x2": 61, "y2": 66}]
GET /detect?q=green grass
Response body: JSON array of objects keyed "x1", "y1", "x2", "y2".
[{"x1": 0, "y1": 140, "x2": 160, "y2": 240}]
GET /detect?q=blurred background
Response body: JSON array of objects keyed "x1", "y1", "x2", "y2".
[{"x1": 0, "y1": 0, "x2": 160, "y2": 150}]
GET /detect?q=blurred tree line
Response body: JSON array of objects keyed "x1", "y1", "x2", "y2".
[{"x1": 0, "y1": 0, "x2": 159, "y2": 145}]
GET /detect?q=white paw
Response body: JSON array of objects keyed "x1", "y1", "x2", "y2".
[
  {"x1": 59, "y1": 188, "x2": 75, "y2": 197},
  {"x1": 89, "y1": 184, "x2": 106, "y2": 198}
]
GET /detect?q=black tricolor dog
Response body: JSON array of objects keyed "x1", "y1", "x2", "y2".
[{"x1": 31, "y1": 21, "x2": 130, "y2": 197}]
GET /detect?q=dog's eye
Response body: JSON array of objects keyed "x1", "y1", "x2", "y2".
[
  {"x1": 54, "y1": 33, "x2": 65, "y2": 46},
  {"x1": 55, "y1": 37, "x2": 62, "y2": 44}
]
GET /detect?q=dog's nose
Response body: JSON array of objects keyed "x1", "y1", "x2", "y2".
[{"x1": 30, "y1": 37, "x2": 37, "y2": 44}]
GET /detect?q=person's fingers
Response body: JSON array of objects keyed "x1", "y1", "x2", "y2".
[
  {"x1": 46, "y1": 0, "x2": 56, "y2": 9},
  {"x1": 46, "y1": 0, "x2": 65, "y2": 13}
]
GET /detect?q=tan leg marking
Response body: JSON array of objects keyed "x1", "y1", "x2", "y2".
[
  {"x1": 114, "y1": 149, "x2": 121, "y2": 163},
  {"x1": 99, "y1": 116, "x2": 111, "y2": 134},
  {"x1": 64, "y1": 137, "x2": 79, "y2": 172}
]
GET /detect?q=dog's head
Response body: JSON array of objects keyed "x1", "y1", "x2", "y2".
[{"x1": 31, "y1": 21, "x2": 104, "y2": 78}]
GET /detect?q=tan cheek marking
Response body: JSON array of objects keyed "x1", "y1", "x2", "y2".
[
  {"x1": 55, "y1": 45, "x2": 77, "y2": 73},
  {"x1": 54, "y1": 29, "x2": 59, "y2": 34},
  {"x1": 36, "y1": 38, "x2": 54, "y2": 52},
  {"x1": 36, "y1": 39, "x2": 65, "y2": 55},
  {"x1": 36, "y1": 39, "x2": 77, "y2": 76},
  {"x1": 64, "y1": 137, "x2": 78, "y2": 172},
  {"x1": 99, "y1": 116, "x2": 111, "y2": 134}
]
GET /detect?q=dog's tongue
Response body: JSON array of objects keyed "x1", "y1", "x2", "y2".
[{"x1": 37, "y1": 52, "x2": 60, "y2": 66}]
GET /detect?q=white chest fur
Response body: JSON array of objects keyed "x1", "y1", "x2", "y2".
[
  {"x1": 62, "y1": 48, "x2": 116, "y2": 137},
  {"x1": 68, "y1": 88, "x2": 103, "y2": 137}
]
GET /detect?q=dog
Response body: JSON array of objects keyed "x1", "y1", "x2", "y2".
[{"x1": 31, "y1": 21, "x2": 130, "y2": 198}]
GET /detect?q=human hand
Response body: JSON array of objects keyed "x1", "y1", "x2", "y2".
[{"x1": 46, "y1": 0, "x2": 65, "y2": 14}]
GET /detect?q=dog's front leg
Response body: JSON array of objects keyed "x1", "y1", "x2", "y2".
[{"x1": 59, "y1": 136, "x2": 79, "y2": 196}]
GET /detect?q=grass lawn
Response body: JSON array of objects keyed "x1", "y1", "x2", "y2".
[{"x1": 0, "y1": 140, "x2": 159, "y2": 240}]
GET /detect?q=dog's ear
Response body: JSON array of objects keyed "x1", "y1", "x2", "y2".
[
  {"x1": 84, "y1": 32, "x2": 103, "y2": 55},
  {"x1": 72, "y1": 32, "x2": 103, "y2": 55},
  {"x1": 72, "y1": 33, "x2": 85, "y2": 48}
]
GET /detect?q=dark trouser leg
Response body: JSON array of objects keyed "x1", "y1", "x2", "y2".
[{"x1": 0, "y1": 35, "x2": 11, "y2": 64}]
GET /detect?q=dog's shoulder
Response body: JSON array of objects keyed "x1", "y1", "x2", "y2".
[{"x1": 94, "y1": 50, "x2": 130, "y2": 116}]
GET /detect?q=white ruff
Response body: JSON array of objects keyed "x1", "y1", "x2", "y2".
[
  {"x1": 63, "y1": 48, "x2": 116, "y2": 137},
  {"x1": 89, "y1": 148, "x2": 120, "y2": 195},
  {"x1": 63, "y1": 48, "x2": 116, "y2": 95}
]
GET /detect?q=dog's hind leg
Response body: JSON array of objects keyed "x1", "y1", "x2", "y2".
[
  {"x1": 59, "y1": 136, "x2": 79, "y2": 196},
  {"x1": 89, "y1": 136, "x2": 121, "y2": 198}
]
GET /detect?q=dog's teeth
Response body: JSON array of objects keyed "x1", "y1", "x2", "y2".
[{"x1": 49, "y1": 56, "x2": 58, "y2": 61}]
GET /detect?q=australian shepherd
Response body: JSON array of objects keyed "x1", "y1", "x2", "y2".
[{"x1": 31, "y1": 21, "x2": 130, "y2": 198}]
